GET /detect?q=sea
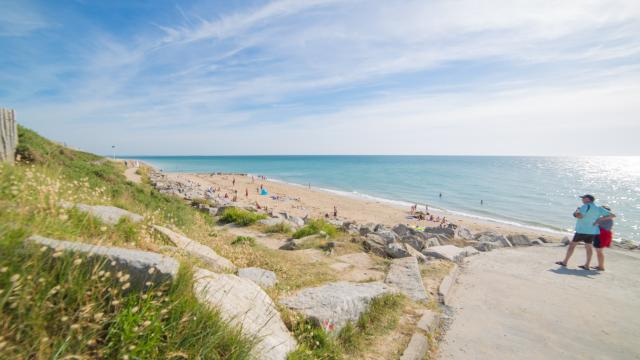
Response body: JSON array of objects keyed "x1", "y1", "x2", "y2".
[{"x1": 123, "y1": 156, "x2": 640, "y2": 242}]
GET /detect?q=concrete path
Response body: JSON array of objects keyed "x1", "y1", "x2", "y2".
[{"x1": 439, "y1": 245, "x2": 640, "y2": 360}]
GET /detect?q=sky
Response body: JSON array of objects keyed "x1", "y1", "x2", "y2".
[{"x1": 1, "y1": 0, "x2": 639, "y2": 156}]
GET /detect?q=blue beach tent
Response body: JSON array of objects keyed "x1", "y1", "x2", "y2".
[{"x1": 260, "y1": 188, "x2": 268, "y2": 196}]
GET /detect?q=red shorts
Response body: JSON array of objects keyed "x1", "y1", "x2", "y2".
[{"x1": 595, "y1": 228, "x2": 612, "y2": 248}]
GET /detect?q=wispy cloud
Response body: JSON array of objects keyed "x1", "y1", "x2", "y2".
[{"x1": 2, "y1": 0, "x2": 640, "y2": 155}]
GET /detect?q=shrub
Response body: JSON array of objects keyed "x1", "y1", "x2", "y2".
[
  {"x1": 264, "y1": 222, "x2": 292, "y2": 234},
  {"x1": 219, "y1": 208, "x2": 267, "y2": 226},
  {"x1": 292, "y1": 219, "x2": 337, "y2": 239},
  {"x1": 231, "y1": 236, "x2": 256, "y2": 246}
]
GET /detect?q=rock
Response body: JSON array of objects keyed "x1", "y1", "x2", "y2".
[
  {"x1": 400, "y1": 333, "x2": 429, "y2": 360},
  {"x1": 362, "y1": 233, "x2": 389, "y2": 257},
  {"x1": 279, "y1": 234, "x2": 324, "y2": 250},
  {"x1": 327, "y1": 219, "x2": 344, "y2": 227},
  {"x1": 507, "y1": 234, "x2": 532, "y2": 246},
  {"x1": 392, "y1": 224, "x2": 426, "y2": 240},
  {"x1": 359, "y1": 223, "x2": 377, "y2": 236},
  {"x1": 259, "y1": 218, "x2": 287, "y2": 226},
  {"x1": 462, "y1": 246, "x2": 480, "y2": 257},
  {"x1": 399, "y1": 234, "x2": 425, "y2": 252},
  {"x1": 27, "y1": 235, "x2": 178, "y2": 289},
  {"x1": 456, "y1": 227, "x2": 474, "y2": 240},
  {"x1": 280, "y1": 281, "x2": 395, "y2": 332},
  {"x1": 405, "y1": 244, "x2": 428, "y2": 262},
  {"x1": 416, "y1": 309, "x2": 438, "y2": 332},
  {"x1": 385, "y1": 257, "x2": 429, "y2": 302},
  {"x1": 153, "y1": 225, "x2": 236, "y2": 272},
  {"x1": 472, "y1": 241, "x2": 497, "y2": 252},
  {"x1": 62, "y1": 203, "x2": 144, "y2": 225},
  {"x1": 439, "y1": 264, "x2": 459, "y2": 305},
  {"x1": 615, "y1": 239, "x2": 639, "y2": 250},
  {"x1": 238, "y1": 267, "x2": 277, "y2": 289},
  {"x1": 422, "y1": 245, "x2": 474, "y2": 263},
  {"x1": 385, "y1": 242, "x2": 411, "y2": 258},
  {"x1": 373, "y1": 223, "x2": 387, "y2": 232},
  {"x1": 376, "y1": 229, "x2": 399, "y2": 243},
  {"x1": 476, "y1": 232, "x2": 513, "y2": 248},
  {"x1": 423, "y1": 226, "x2": 455, "y2": 239},
  {"x1": 561, "y1": 236, "x2": 571, "y2": 246},
  {"x1": 288, "y1": 216, "x2": 305, "y2": 227},
  {"x1": 424, "y1": 237, "x2": 441, "y2": 248},
  {"x1": 537, "y1": 236, "x2": 550, "y2": 243},
  {"x1": 194, "y1": 268, "x2": 296, "y2": 360},
  {"x1": 531, "y1": 239, "x2": 544, "y2": 246}
]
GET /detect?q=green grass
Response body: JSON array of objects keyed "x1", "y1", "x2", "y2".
[
  {"x1": 264, "y1": 222, "x2": 292, "y2": 234},
  {"x1": 230, "y1": 236, "x2": 256, "y2": 247},
  {"x1": 218, "y1": 208, "x2": 267, "y2": 226},
  {"x1": 286, "y1": 294, "x2": 405, "y2": 359},
  {"x1": 0, "y1": 126, "x2": 256, "y2": 359},
  {"x1": 0, "y1": 229, "x2": 254, "y2": 359},
  {"x1": 292, "y1": 219, "x2": 338, "y2": 239}
]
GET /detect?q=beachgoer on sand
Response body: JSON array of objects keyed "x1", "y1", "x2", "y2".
[
  {"x1": 245, "y1": 188, "x2": 249, "y2": 198},
  {"x1": 232, "y1": 178, "x2": 236, "y2": 186},
  {"x1": 333, "y1": 206, "x2": 338, "y2": 218},
  {"x1": 556, "y1": 194, "x2": 615, "y2": 270},
  {"x1": 593, "y1": 205, "x2": 615, "y2": 271}
]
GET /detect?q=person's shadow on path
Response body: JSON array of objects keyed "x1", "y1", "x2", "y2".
[{"x1": 549, "y1": 267, "x2": 601, "y2": 279}]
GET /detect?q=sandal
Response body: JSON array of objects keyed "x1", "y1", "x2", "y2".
[
  {"x1": 578, "y1": 265, "x2": 590, "y2": 270},
  {"x1": 591, "y1": 266, "x2": 605, "y2": 271},
  {"x1": 555, "y1": 261, "x2": 567, "y2": 267}
]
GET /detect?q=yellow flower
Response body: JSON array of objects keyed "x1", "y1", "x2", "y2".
[
  {"x1": 52, "y1": 251, "x2": 63, "y2": 258},
  {"x1": 0, "y1": 267, "x2": 8, "y2": 273},
  {"x1": 100, "y1": 226, "x2": 108, "y2": 232},
  {"x1": 121, "y1": 283, "x2": 131, "y2": 291},
  {"x1": 73, "y1": 258, "x2": 83, "y2": 266},
  {"x1": 131, "y1": 306, "x2": 139, "y2": 313},
  {"x1": 61, "y1": 316, "x2": 69, "y2": 322},
  {"x1": 70, "y1": 324, "x2": 80, "y2": 330}
]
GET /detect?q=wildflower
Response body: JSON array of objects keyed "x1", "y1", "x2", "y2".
[
  {"x1": 94, "y1": 312, "x2": 104, "y2": 321},
  {"x1": 86, "y1": 339, "x2": 97, "y2": 346},
  {"x1": 112, "y1": 300, "x2": 121, "y2": 306},
  {"x1": 40, "y1": 246, "x2": 48, "y2": 252},
  {"x1": 38, "y1": 277, "x2": 46, "y2": 283},
  {"x1": 41, "y1": 337, "x2": 49, "y2": 343},
  {"x1": 10, "y1": 274, "x2": 20, "y2": 282},
  {"x1": 119, "y1": 274, "x2": 130, "y2": 282},
  {"x1": 0, "y1": 267, "x2": 7, "y2": 273},
  {"x1": 131, "y1": 306, "x2": 139, "y2": 314},
  {"x1": 110, "y1": 260, "x2": 117, "y2": 266},
  {"x1": 160, "y1": 309, "x2": 168, "y2": 315},
  {"x1": 145, "y1": 281, "x2": 153, "y2": 287},
  {"x1": 61, "y1": 316, "x2": 69, "y2": 322},
  {"x1": 122, "y1": 355, "x2": 129, "y2": 360},
  {"x1": 100, "y1": 226, "x2": 108, "y2": 232},
  {"x1": 70, "y1": 324, "x2": 80, "y2": 330},
  {"x1": 98, "y1": 271, "x2": 105, "y2": 277},
  {"x1": 53, "y1": 251, "x2": 63, "y2": 258},
  {"x1": 73, "y1": 258, "x2": 83, "y2": 266},
  {"x1": 148, "y1": 267, "x2": 156, "y2": 274},
  {"x1": 121, "y1": 282, "x2": 130, "y2": 291},
  {"x1": 143, "y1": 320, "x2": 152, "y2": 327},
  {"x1": 59, "y1": 214, "x2": 69, "y2": 221},
  {"x1": 141, "y1": 294, "x2": 148, "y2": 300},
  {"x1": 116, "y1": 271, "x2": 123, "y2": 278},
  {"x1": 0, "y1": 341, "x2": 6, "y2": 350},
  {"x1": 128, "y1": 345, "x2": 136, "y2": 351}
]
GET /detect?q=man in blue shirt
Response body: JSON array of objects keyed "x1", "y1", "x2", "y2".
[{"x1": 556, "y1": 194, "x2": 615, "y2": 269}]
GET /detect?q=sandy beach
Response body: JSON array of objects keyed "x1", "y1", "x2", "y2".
[{"x1": 165, "y1": 172, "x2": 568, "y2": 242}]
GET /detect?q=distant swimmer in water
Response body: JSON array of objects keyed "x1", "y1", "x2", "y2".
[
  {"x1": 439, "y1": 193, "x2": 442, "y2": 198},
  {"x1": 481, "y1": 200, "x2": 483, "y2": 205}
]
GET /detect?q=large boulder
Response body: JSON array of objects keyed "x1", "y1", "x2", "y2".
[
  {"x1": 194, "y1": 269, "x2": 296, "y2": 360},
  {"x1": 376, "y1": 229, "x2": 399, "y2": 243},
  {"x1": 288, "y1": 216, "x2": 305, "y2": 227},
  {"x1": 359, "y1": 223, "x2": 377, "y2": 236},
  {"x1": 238, "y1": 267, "x2": 277, "y2": 289},
  {"x1": 399, "y1": 235, "x2": 425, "y2": 252},
  {"x1": 279, "y1": 234, "x2": 324, "y2": 250},
  {"x1": 259, "y1": 217, "x2": 286, "y2": 226},
  {"x1": 385, "y1": 242, "x2": 411, "y2": 258},
  {"x1": 362, "y1": 233, "x2": 390, "y2": 257},
  {"x1": 422, "y1": 245, "x2": 478, "y2": 263},
  {"x1": 153, "y1": 225, "x2": 236, "y2": 272},
  {"x1": 424, "y1": 237, "x2": 441, "y2": 248},
  {"x1": 423, "y1": 226, "x2": 455, "y2": 239},
  {"x1": 385, "y1": 257, "x2": 429, "y2": 302},
  {"x1": 280, "y1": 281, "x2": 395, "y2": 332},
  {"x1": 27, "y1": 235, "x2": 177, "y2": 289},
  {"x1": 475, "y1": 232, "x2": 513, "y2": 248},
  {"x1": 392, "y1": 224, "x2": 426, "y2": 240},
  {"x1": 507, "y1": 234, "x2": 532, "y2": 246},
  {"x1": 472, "y1": 241, "x2": 497, "y2": 252},
  {"x1": 62, "y1": 202, "x2": 144, "y2": 225},
  {"x1": 456, "y1": 227, "x2": 474, "y2": 240}
]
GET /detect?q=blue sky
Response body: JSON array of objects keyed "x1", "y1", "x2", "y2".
[{"x1": 1, "y1": 0, "x2": 639, "y2": 155}]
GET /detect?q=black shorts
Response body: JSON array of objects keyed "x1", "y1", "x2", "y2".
[
  {"x1": 573, "y1": 233, "x2": 595, "y2": 244},
  {"x1": 593, "y1": 236, "x2": 604, "y2": 249}
]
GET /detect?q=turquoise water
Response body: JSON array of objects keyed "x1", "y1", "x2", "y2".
[{"x1": 124, "y1": 156, "x2": 640, "y2": 241}]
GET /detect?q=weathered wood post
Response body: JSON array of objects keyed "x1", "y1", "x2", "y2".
[{"x1": 0, "y1": 108, "x2": 18, "y2": 164}]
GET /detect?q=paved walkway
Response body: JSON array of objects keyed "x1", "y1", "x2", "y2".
[{"x1": 439, "y1": 245, "x2": 640, "y2": 360}]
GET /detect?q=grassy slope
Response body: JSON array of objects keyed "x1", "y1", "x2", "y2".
[
  {"x1": 0, "y1": 126, "x2": 254, "y2": 359},
  {"x1": 1, "y1": 126, "x2": 413, "y2": 360}
]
